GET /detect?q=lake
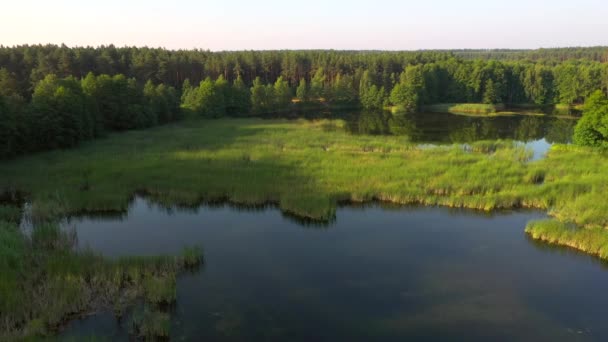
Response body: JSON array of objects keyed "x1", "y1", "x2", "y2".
[
  {"x1": 61, "y1": 197, "x2": 608, "y2": 341},
  {"x1": 302, "y1": 110, "x2": 577, "y2": 160}
]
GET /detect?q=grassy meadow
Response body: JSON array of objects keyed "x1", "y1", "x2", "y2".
[{"x1": 1, "y1": 117, "x2": 606, "y2": 225}]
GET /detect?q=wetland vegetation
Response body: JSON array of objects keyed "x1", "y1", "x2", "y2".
[
  {"x1": 1, "y1": 46, "x2": 608, "y2": 339},
  {"x1": 0, "y1": 114, "x2": 605, "y2": 224},
  {"x1": 0, "y1": 208, "x2": 202, "y2": 339}
]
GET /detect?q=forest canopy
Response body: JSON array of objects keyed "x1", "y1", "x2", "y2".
[{"x1": 1, "y1": 44, "x2": 608, "y2": 159}]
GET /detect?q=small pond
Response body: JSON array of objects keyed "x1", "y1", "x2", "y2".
[{"x1": 343, "y1": 111, "x2": 576, "y2": 160}]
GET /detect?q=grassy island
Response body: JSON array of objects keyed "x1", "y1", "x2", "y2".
[
  {"x1": 1, "y1": 117, "x2": 606, "y2": 226},
  {"x1": 2, "y1": 117, "x2": 607, "y2": 226}
]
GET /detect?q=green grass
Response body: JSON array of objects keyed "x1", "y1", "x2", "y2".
[
  {"x1": 526, "y1": 219, "x2": 608, "y2": 259},
  {"x1": 1, "y1": 117, "x2": 606, "y2": 228}
]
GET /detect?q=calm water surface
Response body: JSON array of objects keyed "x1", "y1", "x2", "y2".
[
  {"x1": 61, "y1": 198, "x2": 608, "y2": 341},
  {"x1": 335, "y1": 110, "x2": 576, "y2": 159}
]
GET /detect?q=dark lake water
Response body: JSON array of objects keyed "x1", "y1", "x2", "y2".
[{"x1": 60, "y1": 198, "x2": 608, "y2": 341}]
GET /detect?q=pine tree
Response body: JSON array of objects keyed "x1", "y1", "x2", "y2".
[
  {"x1": 310, "y1": 68, "x2": 326, "y2": 100},
  {"x1": 228, "y1": 76, "x2": 251, "y2": 116},
  {"x1": 483, "y1": 79, "x2": 498, "y2": 104},
  {"x1": 181, "y1": 79, "x2": 193, "y2": 104},
  {"x1": 273, "y1": 76, "x2": 292, "y2": 111},
  {"x1": 296, "y1": 79, "x2": 308, "y2": 103}
]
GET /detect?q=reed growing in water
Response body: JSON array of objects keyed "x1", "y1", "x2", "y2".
[
  {"x1": 130, "y1": 306, "x2": 171, "y2": 340},
  {"x1": 0, "y1": 213, "x2": 202, "y2": 340}
]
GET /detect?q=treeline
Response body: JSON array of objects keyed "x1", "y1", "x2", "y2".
[
  {"x1": 452, "y1": 47, "x2": 608, "y2": 62},
  {"x1": 169, "y1": 58, "x2": 608, "y2": 114},
  {"x1": 1, "y1": 45, "x2": 607, "y2": 101},
  {"x1": 2, "y1": 45, "x2": 608, "y2": 157},
  {"x1": 0, "y1": 72, "x2": 180, "y2": 159}
]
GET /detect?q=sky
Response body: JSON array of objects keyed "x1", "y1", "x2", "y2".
[{"x1": 1, "y1": 0, "x2": 607, "y2": 50}]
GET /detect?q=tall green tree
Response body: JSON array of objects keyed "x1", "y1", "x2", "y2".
[
  {"x1": 251, "y1": 77, "x2": 274, "y2": 114},
  {"x1": 359, "y1": 70, "x2": 386, "y2": 109},
  {"x1": 310, "y1": 68, "x2": 326, "y2": 100},
  {"x1": 272, "y1": 76, "x2": 292, "y2": 112},
  {"x1": 329, "y1": 74, "x2": 357, "y2": 106},
  {"x1": 143, "y1": 81, "x2": 179, "y2": 125},
  {"x1": 182, "y1": 77, "x2": 225, "y2": 118},
  {"x1": 573, "y1": 90, "x2": 608, "y2": 147},
  {"x1": 389, "y1": 67, "x2": 425, "y2": 112},
  {"x1": 181, "y1": 79, "x2": 193, "y2": 104},
  {"x1": 226, "y1": 75, "x2": 251, "y2": 116},
  {"x1": 554, "y1": 63, "x2": 584, "y2": 104},
  {"x1": 483, "y1": 79, "x2": 499, "y2": 104},
  {"x1": 81, "y1": 73, "x2": 143, "y2": 130},
  {"x1": 389, "y1": 83, "x2": 418, "y2": 113},
  {"x1": 522, "y1": 64, "x2": 554, "y2": 105},
  {"x1": 29, "y1": 75, "x2": 93, "y2": 149},
  {"x1": 296, "y1": 79, "x2": 309, "y2": 103}
]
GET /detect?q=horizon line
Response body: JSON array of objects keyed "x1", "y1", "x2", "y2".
[{"x1": 2, "y1": 43, "x2": 608, "y2": 53}]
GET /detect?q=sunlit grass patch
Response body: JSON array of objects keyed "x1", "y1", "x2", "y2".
[
  {"x1": 526, "y1": 219, "x2": 608, "y2": 259},
  {"x1": 0, "y1": 116, "x2": 607, "y2": 245},
  {"x1": 425, "y1": 103, "x2": 504, "y2": 115}
]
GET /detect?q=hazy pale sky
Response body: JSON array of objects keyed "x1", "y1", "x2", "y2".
[{"x1": 1, "y1": 0, "x2": 606, "y2": 50}]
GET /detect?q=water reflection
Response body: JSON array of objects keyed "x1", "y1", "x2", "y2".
[
  {"x1": 62, "y1": 198, "x2": 608, "y2": 341},
  {"x1": 345, "y1": 110, "x2": 575, "y2": 145}
]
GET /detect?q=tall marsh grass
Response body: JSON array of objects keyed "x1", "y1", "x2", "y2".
[
  {"x1": 526, "y1": 219, "x2": 608, "y2": 259},
  {"x1": 0, "y1": 219, "x2": 203, "y2": 340},
  {"x1": 0, "y1": 118, "x2": 605, "y2": 228}
]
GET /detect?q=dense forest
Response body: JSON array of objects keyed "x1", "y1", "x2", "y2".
[{"x1": 1, "y1": 45, "x2": 608, "y2": 158}]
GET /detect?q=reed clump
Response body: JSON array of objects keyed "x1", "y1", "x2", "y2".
[
  {"x1": 181, "y1": 245, "x2": 204, "y2": 268},
  {"x1": 144, "y1": 275, "x2": 177, "y2": 306},
  {"x1": 0, "y1": 218, "x2": 203, "y2": 340},
  {"x1": 130, "y1": 306, "x2": 171, "y2": 340}
]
